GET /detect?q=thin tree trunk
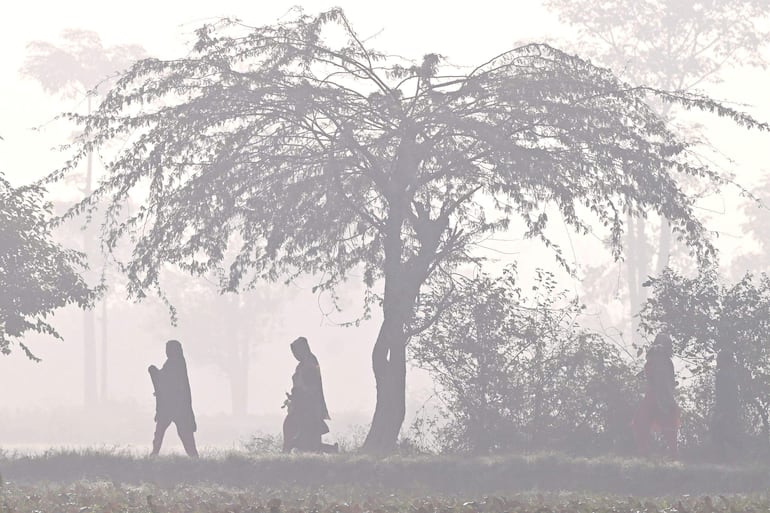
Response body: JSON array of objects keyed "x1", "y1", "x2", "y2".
[
  {"x1": 626, "y1": 215, "x2": 650, "y2": 345},
  {"x1": 363, "y1": 201, "x2": 421, "y2": 452},
  {"x1": 231, "y1": 335, "x2": 249, "y2": 416},
  {"x1": 100, "y1": 297, "x2": 108, "y2": 402},
  {"x1": 656, "y1": 218, "x2": 672, "y2": 276},
  {"x1": 626, "y1": 215, "x2": 641, "y2": 345},
  {"x1": 83, "y1": 95, "x2": 98, "y2": 409},
  {"x1": 363, "y1": 319, "x2": 408, "y2": 453}
]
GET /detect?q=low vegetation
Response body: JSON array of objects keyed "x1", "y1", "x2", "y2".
[
  {"x1": 2, "y1": 450, "x2": 770, "y2": 497},
  {"x1": 2, "y1": 477, "x2": 770, "y2": 513}
]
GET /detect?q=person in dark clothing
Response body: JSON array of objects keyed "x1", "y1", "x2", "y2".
[
  {"x1": 631, "y1": 333, "x2": 680, "y2": 458},
  {"x1": 148, "y1": 339, "x2": 199, "y2": 457},
  {"x1": 282, "y1": 337, "x2": 337, "y2": 453}
]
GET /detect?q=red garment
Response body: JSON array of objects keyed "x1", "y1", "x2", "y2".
[{"x1": 631, "y1": 344, "x2": 679, "y2": 456}]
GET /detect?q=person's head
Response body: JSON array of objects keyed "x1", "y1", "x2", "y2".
[
  {"x1": 166, "y1": 339, "x2": 184, "y2": 360},
  {"x1": 653, "y1": 333, "x2": 673, "y2": 354},
  {"x1": 290, "y1": 336, "x2": 311, "y2": 361}
]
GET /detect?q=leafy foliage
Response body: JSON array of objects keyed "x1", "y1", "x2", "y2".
[
  {"x1": 412, "y1": 266, "x2": 637, "y2": 454},
  {"x1": 55, "y1": 8, "x2": 765, "y2": 301},
  {"x1": 21, "y1": 29, "x2": 147, "y2": 99},
  {"x1": 544, "y1": 0, "x2": 770, "y2": 348},
  {"x1": 734, "y1": 177, "x2": 770, "y2": 278},
  {"x1": 544, "y1": 0, "x2": 770, "y2": 89},
  {"x1": 0, "y1": 173, "x2": 97, "y2": 358}
]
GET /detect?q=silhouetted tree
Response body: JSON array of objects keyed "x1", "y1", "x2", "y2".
[
  {"x1": 0, "y1": 172, "x2": 97, "y2": 358},
  {"x1": 734, "y1": 177, "x2": 770, "y2": 278},
  {"x1": 21, "y1": 29, "x2": 146, "y2": 406},
  {"x1": 545, "y1": 0, "x2": 770, "y2": 344},
  {"x1": 169, "y1": 277, "x2": 294, "y2": 416},
  {"x1": 55, "y1": 9, "x2": 766, "y2": 452}
]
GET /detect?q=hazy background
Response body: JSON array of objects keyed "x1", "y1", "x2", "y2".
[{"x1": 1, "y1": 0, "x2": 768, "y2": 453}]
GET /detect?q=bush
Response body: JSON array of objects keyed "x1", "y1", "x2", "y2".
[{"x1": 411, "y1": 265, "x2": 638, "y2": 455}]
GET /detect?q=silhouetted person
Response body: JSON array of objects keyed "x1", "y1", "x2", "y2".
[
  {"x1": 282, "y1": 336, "x2": 337, "y2": 453},
  {"x1": 148, "y1": 339, "x2": 199, "y2": 457},
  {"x1": 631, "y1": 333, "x2": 679, "y2": 458},
  {"x1": 711, "y1": 346, "x2": 742, "y2": 458}
]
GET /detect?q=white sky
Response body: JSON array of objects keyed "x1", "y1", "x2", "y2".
[{"x1": 1, "y1": 0, "x2": 769, "y2": 451}]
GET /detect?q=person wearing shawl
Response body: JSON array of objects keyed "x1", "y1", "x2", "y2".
[
  {"x1": 282, "y1": 336, "x2": 337, "y2": 453},
  {"x1": 631, "y1": 333, "x2": 680, "y2": 458},
  {"x1": 148, "y1": 339, "x2": 199, "y2": 457}
]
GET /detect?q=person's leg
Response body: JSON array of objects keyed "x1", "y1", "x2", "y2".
[
  {"x1": 321, "y1": 442, "x2": 339, "y2": 453},
  {"x1": 661, "y1": 409, "x2": 680, "y2": 459},
  {"x1": 283, "y1": 414, "x2": 295, "y2": 453},
  {"x1": 176, "y1": 423, "x2": 199, "y2": 458},
  {"x1": 151, "y1": 418, "x2": 172, "y2": 456},
  {"x1": 631, "y1": 400, "x2": 653, "y2": 457}
]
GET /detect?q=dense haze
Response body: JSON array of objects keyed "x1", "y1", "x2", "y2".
[{"x1": 1, "y1": 0, "x2": 769, "y2": 454}]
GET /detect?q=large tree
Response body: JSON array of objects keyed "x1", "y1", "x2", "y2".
[
  {"x1": 544, "y1": 0, "x2": 770, "y2": 343},
  {"x1": 53, "y1": 9, "x2": 766, "y2": 451},
  {"x1": 21, "y1": 29, "x2": 146, "y2": 406},
  {"x1": 0, "y1": 172, "x2": 97, "y2": 358}
]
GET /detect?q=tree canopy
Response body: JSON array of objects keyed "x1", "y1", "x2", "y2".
[
  {"x1": 53, "y1": 8, "x2": 767, "y2": 450},
  {"x1": 0, "y1": 173, "x2": 97, "y2": 359},
  {"x1": 544, "y1": 0, "x2": 770, "y2": 89}
]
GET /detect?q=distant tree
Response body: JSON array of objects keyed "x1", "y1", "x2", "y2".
[
  {"x1": 0, "y1": 172, "x2": 97, "y2": 358},
  {"x1": 167, "y1": 275, "x2": 296, "y2": 416},
  {"x1": 639, "y1": 266, "x2": 770, "y2": 454},
  {"x1": 55, "y1": 9, "x2": 766, "y2": 452},
  {"x1": 412, "y1": 265, "x2": 637, "y2": 454},
  {"x1": 544, "y1": 0, "x2": 770, "y2": 343},
  {"x1": 734, "y1": 177, "x2": 770, "y2": 278},
  {"x1": 21, "y1": 29, "x2": 146, "y2": 406}
]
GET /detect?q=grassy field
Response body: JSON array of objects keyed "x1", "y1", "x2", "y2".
[
  {"x1": 1, "y1": 480, "x2": 770, "y2": 513},
  {"x1": 2, "y1": 450, "x2": 770, "y2": 497}
]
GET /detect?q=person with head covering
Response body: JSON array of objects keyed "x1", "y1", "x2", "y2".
[
  {"x1": 631, "y1": 333, "x2": 680, "y2": 458},
  {"x1": 148, "y1": 339, "x2": 199, "y2": 457},
  {"x1": 282, "y1": 336, "x2": 337, "y2": 453}
]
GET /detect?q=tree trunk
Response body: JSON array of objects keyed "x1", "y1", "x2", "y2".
[
  {"x1": 363, "y1": 319, "x2": 408, "y2": 452},
  {"x1": 83, "y1": 305, "x2": 97, "y2": 408},
  {"x1": 655, "y1": 218, "x2": 672, "y2": 276},
  {"x1": 362, "y1": 127, "x2": 435, "y2": 453},
  {"x1": 99, "y1": 297, "x2": 108, "y2": 402},
  {"x1": 230, "y1": 336, "x2": 249, "y2": 416},
  {"x1": 83, "y1": 93, "x2": 98, "y2": 408},
  {"x1": 362, "y1": 205, "x2": 423, "y2": 452},
  {"x1": 626, "y1": 215, "x2": 649, "y2": 346}
]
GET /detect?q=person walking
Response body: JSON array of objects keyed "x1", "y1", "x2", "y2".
[
  {"x1": 282, "y1": 336, "x2": 337, "y2": 453},
  {"x1": 148, "y1": 339, "x2": 199, "y2": 457}
]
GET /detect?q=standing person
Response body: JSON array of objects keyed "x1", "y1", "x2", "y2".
[
  {"x1": 631, "y1": 333, "x2": 680, "y2": 458},
  {"x1": 282, "y1": 336, "x2": 337, "y2": 453},
  {"x1": 148, "y1": 339, "x2": 199, "y2": 458}
]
